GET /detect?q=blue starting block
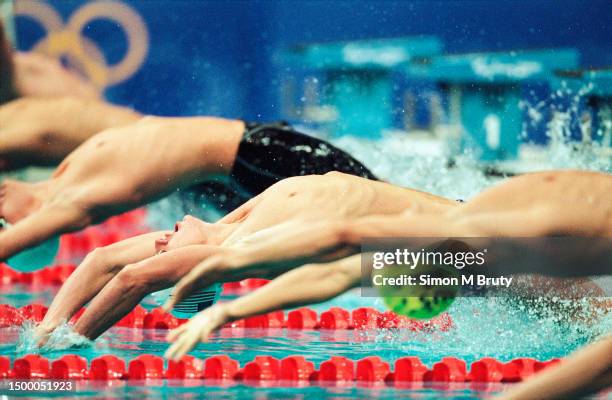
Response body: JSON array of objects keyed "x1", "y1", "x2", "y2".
[
  {"x1": 277, "y1": 36, "x2": 442, "y2": 137},
  {"x1": 406, "y1": 49, "x2": 580, "y2": 160},
  {"x1": 552, "y1": 69, "x2": 612, "y2": 147}
]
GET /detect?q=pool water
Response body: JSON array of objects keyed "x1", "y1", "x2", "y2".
[
  {"x1": 2, "y1": 133, "x2": 610, "y2": 399},
  {"x1": 1, "y1": 284, "x2": 609, "y2": 399}
]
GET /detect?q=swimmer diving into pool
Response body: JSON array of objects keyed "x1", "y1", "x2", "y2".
[
  {"x1": 0, "y1": 20, "x2": 100, "y2": 105},
  {"x1": 1, "y1": 21, "x2": 379, "y2": 261},
  {"x1": 0, "y1": 21, "x2": 140, "y2": 170},
  {"x1": 0, "y1": 116, "x2": 376, "y2": 262},
  {"x1": 36, "y1": 170, "x2": 610, "y2": 344},
  {"x1": 34, "y1": 172, "x2": 442, "y2": 342},
  {"x1": 161, "y1": 170, "x2": 611, "y2": 355},
  {"x1": 159, "y1": 171, "x2": 611, "y2": 400}
]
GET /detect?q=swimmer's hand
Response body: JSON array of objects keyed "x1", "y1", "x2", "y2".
[
  {"x1": 33, "y1": 324, "x2": 54, "y2": 347},
  {"x1": 164, "y1": 304, "x2": 229, "y2": 361}
]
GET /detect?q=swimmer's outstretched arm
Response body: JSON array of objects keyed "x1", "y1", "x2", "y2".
[
  {"x1": 165, "y1": 254, "x2": 362, "y2": 360},
  {"x1": 165, "y1": 212, "x2": 462, "y2": 308},
  {"x1": 37, "y1": 231, "x2": 168, "y2": 341},
  {"x1": 166, "y1": 205, "x2": 589, "y2": 306},
  {"x1": 0, "y1": 205, "x2": 86, "y2": 262},
  {"x1": 165, "y1": 219, "x2": 358, "y2": 309},
  {"x1": 73, "y1": 244, "x2": 224, "y2": 340},
  {"x1": 496, "y1": 336, "x2": 612, "y2": 400}
]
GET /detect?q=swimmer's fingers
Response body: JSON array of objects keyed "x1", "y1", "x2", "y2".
[
  {"x1": 164, "y1": 329, "x2": 201, "y2": 361},
  {"x1": 164, "y1": 307, "x2": 225, "y2": 360},
  {"x1": 33, "y1": 325, "x2": 53, "y2": 347},
  {"x1": 166, "y1": 322, "x2": 189, "y2": 342}
]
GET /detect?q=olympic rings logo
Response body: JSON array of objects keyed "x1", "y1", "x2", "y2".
[{"x1": 15, "y1": 0, "x2": 149, "y2": 88}]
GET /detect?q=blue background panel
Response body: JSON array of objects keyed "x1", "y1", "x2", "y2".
[{"x1": 14, "y1": 0, "x2": 612, "y2": 122}]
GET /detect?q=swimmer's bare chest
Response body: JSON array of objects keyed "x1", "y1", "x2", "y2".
[{"x1": 255, "y1": 173, "x2": 446, "y2": 223}]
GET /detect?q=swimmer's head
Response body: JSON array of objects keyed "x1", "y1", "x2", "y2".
[
  {"x1": 155, "y1": 215, "x2": 228, "y2": 253},
  {"x1": 0, "y1": 20, "x2": 17, "y2": 104}
]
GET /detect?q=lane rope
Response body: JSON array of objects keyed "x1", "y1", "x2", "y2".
[{"x1": 0, "y1": 353, "x2": 561, "y2": 382}]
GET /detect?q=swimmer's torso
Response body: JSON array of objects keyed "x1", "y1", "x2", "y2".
[
  {"x1": 224, "y1": 172, "x2": 455, "y2": 243},
  {"x1": 51, "y1": 116, "x2": 244, "y2": 211}
]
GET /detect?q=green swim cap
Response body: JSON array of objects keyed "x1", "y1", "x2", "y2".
[
  {"x1": 378, "y1": 260, "x2": 459, "y2": 320},
  {"x1": 383, "y1": 294, "x2": 456, "y2": 320}
]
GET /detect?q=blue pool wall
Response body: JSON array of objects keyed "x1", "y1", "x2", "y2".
[{"x1": 13, "y1": 0, "x2": 611, "y2": 121}]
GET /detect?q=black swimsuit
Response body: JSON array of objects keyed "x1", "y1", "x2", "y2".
[{"x1": 183, "y1": 122, "x2": 377, "y2": 216}]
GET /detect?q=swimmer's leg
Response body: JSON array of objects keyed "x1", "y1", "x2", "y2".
[
  {"x1": 73, "y1": 245, "x2": 224, "y2": 340},
  {"x1": 37, "y1": 230, "x2": 169, "y2": 342}
]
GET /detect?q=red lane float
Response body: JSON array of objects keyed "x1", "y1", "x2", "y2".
[
  {"x1": 115, "y1": 305, "x2": 147, "y2": 328},
  {"x1": 0, "y1": 303, "x2": 454, "y2": 333},
  {"x1": 356, "y1": 356, "x2": 391, "y2": 382},
  {"x1": 394, "y1": 357, "x2": 429, "y2": 382},
  {"x1": 143, "y1": 307, "x2": 182, "y2": 330},
  {"x1": 319, "y1": 307, "x2": 352, "y2": 329},
  {"x1": 352, "y1": 308, "x2": 381, "y2": 330},
  {"x1": 128, "y1": 355, "x2": 164, "y2": 380},
  {"x1": 535, "y1": 358, "x2": 561, "y2": 372},
  {"x1": 0, "y1": 264, "x2": 20, "y2": 285},
  {"x1": 244, "y1": 356, "x2": 280, "y2": 381},
  {"x1": 244, "y1": 310, "x2": 284, "y2": 329},
  {"x1": 470, "y1": 357, "x2": 505, "y2": 382},
  {"x1": 56, "y1": 209, "x2": 149, "y2": 262},
  {"x1": 432, "y1": 357, "x2": 468, "y2": 382},
  {"x1": 502, "y1": 358, "x2": 537, "y2": 382},
  {"x1": 0, "y1": 355, "x2": 563, "y2": 384},
  {"x1": 286, "y1": 308, "x2": 318, "y2": 329},
  {"x1": 0, "y1": 356, "x2": 10, "y2": 379},
  {"x1": 50, "y1": 355, "x2": 88, "y2": 380},
  {"x1": 19, "y1": 304, "x2": 48, "y2": 322},
  {"x1": 203, "y1": 355, "x2": 239, "y2": 380},
  {"x1": 89, "y1": 355, "x2": 126, "y2": 380},
  {"x1": 280, "y1": 356, "x2": 315, "y2": 381},
  {"x1": 166, "y1": 355, "x2": 204, "y2": 379},
  {"x1": 1, "y1": 261, "x2": 269, "y2": 296},
  {"x1": 12, "y1": 355, "x2": 50, "y2": 379},
  {"x1": 0, "y1": 304, "x2": 24, "y2": 327},
  {"x1": 319, "y1": 356, "x2": 355, "y2": 382}
]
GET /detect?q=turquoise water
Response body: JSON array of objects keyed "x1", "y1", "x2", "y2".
[
  {"x1": 2, "y1": 285, "x2": 609, "y2": 399},
  {"x1": 2, "y1": 128, "x2": 610, "y2": 398}
]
